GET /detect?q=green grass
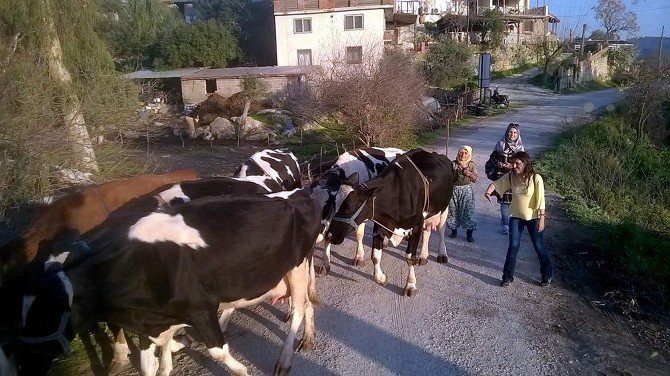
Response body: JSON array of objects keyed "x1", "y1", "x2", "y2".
[
  {"x1": 490, "y1": 63, "x2": 537, "y2": 80},
  {"x1": 563, "y1": 80, "x2": 613, "y2": 93},
  {"x1": 536, "y1": 113, "x2": 670, "y2": 303},
  {"x1": 529, "y1": 73, "x2": 556, "y2": 90}
]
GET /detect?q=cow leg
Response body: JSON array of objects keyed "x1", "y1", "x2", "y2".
[
  {"x1": 218, "y1": 307, "x2": 235, "y2": 334},
  {"x1": 352, "y1": 222, "x2": 366, "y2": 267},
  {"x1": 403, "y1": 230, "x2": 423, "y2": 297},
  {"x1": 139, "y1": 336, "x2": 159, "y2": 376},
  {"x1": 276, "y1": 258, "x2": 312, "y2": 375},
  {"x1": 208, "y1": 345, "x2": 249, "y2": 376},
  {"x1": 316, "y1": 241, "x2": 332, "y2": 276},
  {"x1": 371, "y1": 228, "x2": 387, "y2": 286},
  {"x1": 435, "y1": 210, "x2": 449, "y2": 264},
  {"x1": 419, "y1": 230, "x2": 430, "y2": 265},
  {"x1": 108, "y1": 325, "x2": 130, "y2": 375}
]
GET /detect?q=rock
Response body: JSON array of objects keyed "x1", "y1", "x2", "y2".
[
  {"x1": 209, "y1": 117, "x2": 237, "y2": 139},
  {"x1": 282, "y1": 127, "x2": 297, "y2": 137},
  {"x1": 271, "y1": 113, "x2": 292, "y2": 126},
  {"x1": 301, "y1": 120, "x2": 324, "y2": 132},
  {"x1": 231, "y1": 116, "x2": 277, "y2": 141},
  {"x1": 184, "y1": 116, "x2": 198, "y2": 138},
  {"x1": 195, "y1": 126, "x2": 206, "y2": 137}
]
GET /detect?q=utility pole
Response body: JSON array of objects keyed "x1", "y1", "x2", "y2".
[
  {"x1": 660, "y1": 26, "x2": 665, "y2": 69},
  {"x1": 580, "y1": 24, "x2": 587, "y2": 58}
]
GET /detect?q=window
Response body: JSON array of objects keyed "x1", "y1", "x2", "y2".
[
  {"x1": 205, "y1": 79, "x2": 217, "y2": 94},
  {"x1": 294, "y1": 18, "x2": 312, "y2": 33},
  {"x1": 345, "y1": 46, "x2": 363, "y2": 64},
  {"x1": 344, "y1": 15, "x2": 364, "y2": 30},
  {"x1": 523, "y1": 20, "x2": 534, "y2": 33},
  {"x1": 297, "y1": 49, "x2": 312, "y2": 66}
]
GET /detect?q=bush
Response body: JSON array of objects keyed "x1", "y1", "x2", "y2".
[{"x1": 537, "y1": 113, "x2": 670, "y2": 299}]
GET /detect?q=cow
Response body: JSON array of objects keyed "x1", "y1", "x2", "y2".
[
  {"x1": 309, "y1": 147, "x2": 405, "y2": 275},
  {"x1": 0, "y1": 169, "x2": 199, "y2": 283},
  {"x1": 0, "y1": 170, "x2": 199, "y2": 373},
  {"x1": 325, "y1": 149, "x2": 456, "y2": 297},
  {"x1": 234, "y1": 149, "x2": 301, "y2": 190},
  {"x1": 13, "y1": 189, "x2": 322, "y2": 376}
]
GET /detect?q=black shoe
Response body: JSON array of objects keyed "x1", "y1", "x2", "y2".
[
  {"x1": 500, "y1": 279, "x2": 511, "y2": 287},
  {"x1": 466, "y1": 229, "x2": 474, "y2": 243},
  {"x1": 540, "y1": 278, "x2": 552, "y2": 287},
  {"x1": 448, "y1": 229, "x2": 457, "y2": 238}
]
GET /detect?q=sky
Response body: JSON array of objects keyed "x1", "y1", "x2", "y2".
[{"x1": 545, "y1": 0, "x2": 669, "y2": 38}]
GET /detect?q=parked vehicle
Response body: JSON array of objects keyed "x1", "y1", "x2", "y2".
[{"x1": 491, "y1": 86, "x2": 510, "y2": 107}]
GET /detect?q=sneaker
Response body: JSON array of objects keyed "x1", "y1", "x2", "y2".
[
  {"x1": 448, "y1": 229, "x2": 457, "y2": 238},
  {"x1": 540, "y1": 278, "x2": 552, "y2": 287},
  {"x1": 500, "y1": 279, "x2": 511, "y2": 287},
  {"x1": 501, "y1": 225, "x2": 509, "y2": 235}
]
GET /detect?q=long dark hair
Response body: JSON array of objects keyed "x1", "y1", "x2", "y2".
[{"x1": 510, "y1": 151, "x2": 535, "y2": 183}]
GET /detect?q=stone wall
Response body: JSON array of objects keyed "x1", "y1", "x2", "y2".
[
  {"x1": 578, "y1": 49, "x2": 609, "y2": 83},
  {"x1": 490, "y1": 44, "x2": 540, "y2": 71},
  {"x1": 182, "y1": 76, "x2": 305, "y2": 106}
]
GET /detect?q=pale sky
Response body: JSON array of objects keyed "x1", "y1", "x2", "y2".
[{"x1": 545, "y1": 0, "x2": 669, "y2": 38}]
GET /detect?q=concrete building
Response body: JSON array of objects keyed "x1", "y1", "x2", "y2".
[{"x1": 273, "y1": 0, "x2": 394, "y2": 68}]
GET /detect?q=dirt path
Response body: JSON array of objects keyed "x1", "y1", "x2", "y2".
[{"x1": 105, "y1": 80, "x2": 670, "y2": 376}]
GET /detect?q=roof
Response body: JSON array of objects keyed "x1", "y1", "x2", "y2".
[
  {"x1": 183, "y1": 66, "x2": 317, "y2": 80},
  {"x1": 123, "y1": 68, "x2": 207, "y2": 80}
]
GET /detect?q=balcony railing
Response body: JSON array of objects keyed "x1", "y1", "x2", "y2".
[{"x1": 274, "y1": 0, "x2": 393, "y2": 13}]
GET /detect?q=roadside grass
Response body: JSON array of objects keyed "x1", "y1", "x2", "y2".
[
  {"x1": 529, "y1": 73, "x2": 556, "y2": 90},
  {"x1": 536, "y1": 113, "x2": 670, "y2": 306},
  {"x1": 490, "y1": 63, "x2": 537, "y2": 80}
]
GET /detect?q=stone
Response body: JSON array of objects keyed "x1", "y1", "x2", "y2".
[{"x1": 209, "y1": 117, "x2": 237, "y2": 139}]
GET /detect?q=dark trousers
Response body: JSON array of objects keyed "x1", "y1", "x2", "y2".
[{"x1": 502, "y1": 217, "x2": 553, "y2": 282}]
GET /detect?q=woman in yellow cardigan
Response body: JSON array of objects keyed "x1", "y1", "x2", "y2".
[{"x1": 484, "y1": 152, "x2": 553, "y2": 287}]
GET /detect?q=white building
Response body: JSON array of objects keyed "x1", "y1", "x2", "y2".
[{"x1": 273, "y1": 0, "x2": 394, "y2": 69}]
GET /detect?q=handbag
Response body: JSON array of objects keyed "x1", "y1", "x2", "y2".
[{"x1": 485, "y1": 155, "x2": 497, "y2": 181}]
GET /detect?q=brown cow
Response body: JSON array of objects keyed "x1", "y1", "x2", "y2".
[{"x1": 0, "y1": 169, "x2": 198, "y2": 374}]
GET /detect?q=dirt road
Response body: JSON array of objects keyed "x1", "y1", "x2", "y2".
[{"x1": 112, "y1": 79, "x2": 669, "y2": 376}]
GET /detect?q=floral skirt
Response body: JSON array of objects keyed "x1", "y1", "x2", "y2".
[{"x1": 447, "y1": 185, "x2": 477, "y2": 230}]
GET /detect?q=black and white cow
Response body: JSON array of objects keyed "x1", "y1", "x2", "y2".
[
  {"x1": 325, "y1": 149, "x2": 456, "y2": 296},
  {"x1": 310, "y1": 147, "x2": 405, "y2": 274},
  {"x1": 14, "y1": 189, "x2": 321, "y2": 376},
  {"x1": 235, "y1": 149, "x2": 301, "y2": 191},
  {"x1": 155, "y1": 176, "x2": 282, "y2": 206}
]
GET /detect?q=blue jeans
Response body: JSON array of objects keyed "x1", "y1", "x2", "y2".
[
  {"x1": 502, "y1": 217, "x2": 553, "y2": 282},
  {"x1": 500, "y1": 203, "x2": 510, "y2": 226}
]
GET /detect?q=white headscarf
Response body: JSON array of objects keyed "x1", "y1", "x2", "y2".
[{"x1": 494, "y1": 123, "x2": 524, "y2": 156}]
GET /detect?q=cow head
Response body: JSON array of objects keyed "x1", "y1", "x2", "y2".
[
  {"x1": 310, "y1": 168, "x2": 366, "y2": 237},
  {"x1": 14, "y1": 252, "x2": 75, "y2": 375},
  {"x1": 326, "y1": 173, "x2": 382, "y2": 245}
]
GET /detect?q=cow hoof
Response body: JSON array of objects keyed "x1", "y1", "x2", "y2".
[
  {"x1": 273, "y1": 363, "x2": 291, "y2": 376},
  {"x1": 436, "y1": 255, "x2": 449, "y2": 264},
  {"x1": 403, "y1": 287, "x2": 417, "y2": 297},
  {"x1": 352, "y1": 257, "x2": 366, "y2": 267},
  {"x1": 297, "y1": 338, "x2": 315, "y2": 352},
  {"x1": 374, "y1": 274, "x2": 387, "y2": 286},
  {"x1": 316, "y1": 265, "x2": 330, "y2": 276},
  {"x1": 418, "y1": 257, "x2": 428, "y2": 266}
]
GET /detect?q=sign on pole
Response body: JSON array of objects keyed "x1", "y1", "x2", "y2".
[{"x1": 478, "y1": 52, "x2": 491, "y2": 89}]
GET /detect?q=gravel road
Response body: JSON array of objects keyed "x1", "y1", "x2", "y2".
[{"x1": 110, "y1": 73, "x2": 669, "y2": 376}]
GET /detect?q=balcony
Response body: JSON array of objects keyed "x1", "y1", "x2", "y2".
[{"x1": 273, "y1": 0, "x2": 394, "y2": 13}]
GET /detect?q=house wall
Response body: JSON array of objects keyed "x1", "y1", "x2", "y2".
[
  {"x1": 275, "y1": 7, "x2": 388, "y2": 68},
  {"x1": 181, "y1": 80, "x2": 208, "y2": 106},
  {"x1": 181, "y1": 76, "x2": 304, "y2": 106}
]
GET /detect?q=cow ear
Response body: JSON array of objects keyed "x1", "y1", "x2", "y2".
[
  {"x1": 355, "y1": 183, "x2": 381, "y2": 197},
  {"x1": 344, "y1": 172, "x2": 359, "y2": 186}
]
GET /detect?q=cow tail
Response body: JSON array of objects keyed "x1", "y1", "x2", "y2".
[{"x1": 307, "y1": 256, "x2": 320, "y2": 307}]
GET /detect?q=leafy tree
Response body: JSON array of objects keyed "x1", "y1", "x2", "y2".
[
  {"x1": 424, "y1": 36, "x2": 473, "y2": 90},
  {"x1": 479, "y1": 9, "x2": 505, "y2": 51},
  {"x1": 0, "y1": 0, "x2": 142, "y2": 215},
  {"x1": 195, "y1": 0, "x2": 246, "y2": 33},
  {"x1": 238, "y1": 76, "x2": 268, "y2": 146},
  {"x1": 154, "y1": 19, "x2": 239, "y2": 69},
  {"x1": 593, "y1": 0, "x2": 639, "y2": 39},
  {"x1": 97, "y1": 0, "x2": 183, "y2": 72}
]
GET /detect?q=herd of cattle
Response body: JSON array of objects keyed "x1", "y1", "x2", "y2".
[{"x1": 0, "y1": 147, "x2": 456, "y2": 376}]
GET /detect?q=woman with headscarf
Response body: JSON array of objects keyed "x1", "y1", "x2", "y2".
[
  {"x1": 486, "y1": 123, "x2": 524, "y2": 235},
  {"x1": 484, "y1": 151, "x2": 552, "y2": 287},
  {"x1": 447, "y1": 145, "x2": 478, "y2": 242}
]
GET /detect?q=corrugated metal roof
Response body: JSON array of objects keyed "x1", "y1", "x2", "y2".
[
  {"x1": 183, "y1": 66, "x2": 317, "y2": 80},
  {"x1": 123, "y1": 68, "x2": 207, "y2": 79}
]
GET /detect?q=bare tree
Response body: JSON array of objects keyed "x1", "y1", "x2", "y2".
[
  {"x1": 238, "y1": 76, "x2": 268, "y2": 146},
  {"x1": 290, "y1": 50, "x2": 428, "y2": 148},
  {"x1": 593, "y1": 0, "x2": 639, "y2": 40},
  {"x1": 625, "y1": 61, "x2": 670, "y2": 144}
]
